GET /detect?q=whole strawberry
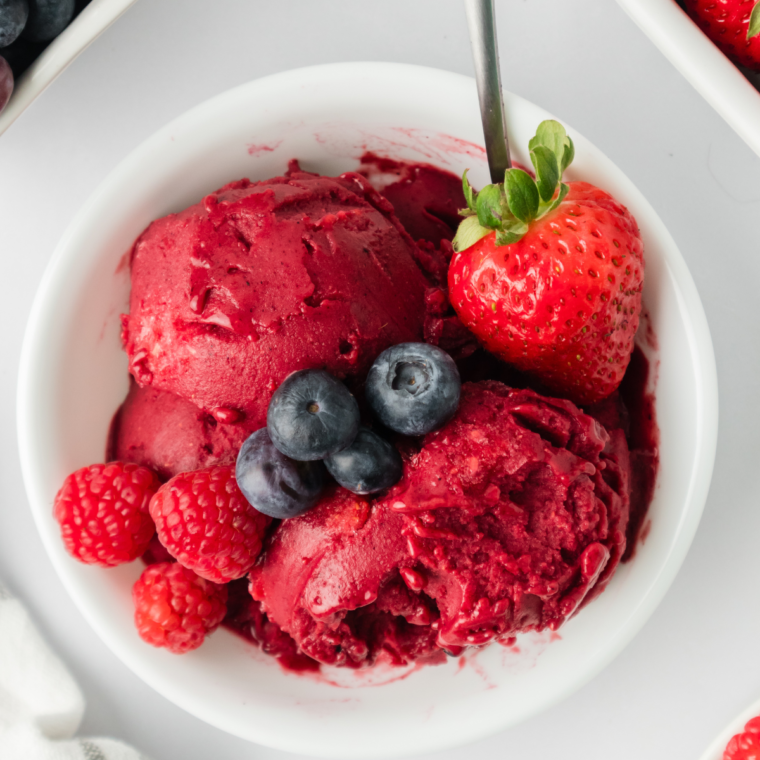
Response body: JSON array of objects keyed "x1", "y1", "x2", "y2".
[
  {"x1": 149, "y1": 465, "x2": 271, "y2": 583},
  {"x1": 54, "y1": 462, "x2": 159, "y2": 566},
  {"x1": 449, "y1": 121, "x2": 644, "y2": 406},
  {"x1": 684, "y1": 0, "x2": 760, "y2": 70}
]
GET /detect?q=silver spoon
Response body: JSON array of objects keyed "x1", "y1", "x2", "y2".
[{"x1": 464, "y1": 0, "x2": 512, "y2": 183}]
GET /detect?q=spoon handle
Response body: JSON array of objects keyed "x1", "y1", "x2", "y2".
[{"x1": 464, "y1": 0, "x2": 512, "y2": 183}]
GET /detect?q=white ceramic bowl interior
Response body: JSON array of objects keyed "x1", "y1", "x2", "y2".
[
  {"x1": 699, "y1": 695, "x2": 760, "y2": 760},
  {"x1": 17, "y1": 63, "x2": 719, "y2": 758},
  {"x1": 615, "y1": 0, "x2": 760, "y2": 158},
  {"x1": 0, "y1": 0, "x2": 137, "y2": 137}
]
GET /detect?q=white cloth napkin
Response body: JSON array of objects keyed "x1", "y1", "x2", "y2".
[{"x1": 0, "y1": 582, "x2": 149, "y2": 760}]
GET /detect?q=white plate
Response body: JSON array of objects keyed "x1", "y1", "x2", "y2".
[
  {"x1": 700, "y1": 696, "x2": 760, "y2": 760},
  {"x1": 0, "y1": 0, "x2": 137, "y2": 137},
  {"x1": 17, "y1": 62, "x2": 719, "y2": 758},
  {"x1": 615, "y1": 0, "x2": 760, "y2": 159}
]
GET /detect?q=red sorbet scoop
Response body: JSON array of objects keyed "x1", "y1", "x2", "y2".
[
  {"x1": 250, "y1": 380, "x2": 631, "y2": 668},
  {"x1": 121, "y1": 167, "x2": 444, "y2": 429}
]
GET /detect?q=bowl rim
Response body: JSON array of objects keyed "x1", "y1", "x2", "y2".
[
  {"x1": 0, "y1": 0, "x2": 138, "y2": 137},
  {"x1": 17, "y1": 61, "x2": 720, "y2": 757}
]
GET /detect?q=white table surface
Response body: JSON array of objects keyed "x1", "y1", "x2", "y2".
[{"x1": 1, "y1": 1, "x2": 759, "y2": 758}]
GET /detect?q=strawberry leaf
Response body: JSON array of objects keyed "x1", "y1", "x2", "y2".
[
  {"x1": 453, "y1": 119, "x2": 576, "y2": 249},
  {"x1": 452, "y1": 214, "x2": 491, "y2": 252},
  {"x1": 531, "y1": 121, "x2": 566, "y2": 168},
  {"x1": 475, "y1": 183, "x2": 504, "y2": 229},
  {"x1": 749, "y1": 0, "x2": 760, "y2": 39},
  {"x1": 529, "y1": 121, "x2": 563, "y2": 156},
  {"x1": 548, "y1": 182, "x2": 570, "y2": 213},
  {"x1": 495, "y1": 219, "x2": 528, "y2": 245},
  {"x1": 561, "y1": 136, "x2": 575, "y2": 173},
  {"x1": 505, "y1": 168, "x2": 539, "y2": 224},
  {"x1": 529, "y1": 120, "x2": 575, "y2": 178},
  {"x1": 531, "y1": 145, "x2": 560, "y2": 203},
  {"x1": 462, "y1": 169, "x2": 477, "y2": 212},
  {"x1": 537, "y1": 182, "x2": 570, "y2": 219}
]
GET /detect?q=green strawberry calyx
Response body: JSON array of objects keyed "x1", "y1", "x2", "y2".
[
  {"x1": 749, "y1": 0, "x2": 760, "y2": 41},
  {"x1": 452, "y1": 120, "x2": 575, "y2": 252}
]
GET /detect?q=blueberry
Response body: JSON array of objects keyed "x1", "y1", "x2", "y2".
[
  {"x1": 0, "y1": 56, "x2": 12, "y2": 114},
  {"x1": 366, "y1": 343, "x2": 460, "y2": 436},
  {"x1": 23, "y1": 0, "x2": 73, "y2": 41},
  {"x1": 325, "y1": 426, "x2": 403, "y2": 494},
  {"x1": 235, "y1": 428, "x2": 325, "y2": 519},
  {"x1": 267, "y1": 369, "x2": 360, "y2": 461},
  {"x1": 0, "y1": 0, "x2": 29, "y2": 47}
]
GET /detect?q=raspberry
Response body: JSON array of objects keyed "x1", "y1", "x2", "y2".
[
  {"x1": 149, "y1": 465, "x2": 271, "y2": 583},
  {"x1": 133, "y1": 562, "x2": 227, "y2": 654},
  {"x1": 723, "y1": 717, "x2": 760, "y2": 760},
  {"x1": 54, "y1": 462, "x2": 159, "y2": 567}
]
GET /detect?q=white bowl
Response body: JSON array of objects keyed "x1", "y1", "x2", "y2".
[
  {"x1": 699, "y1": 696, "x2": 760, "y2": 760},
  {"x1": 17, "y1": 62, "x2": 719, "y2": 758},
  {"x1": 616, "y1": 0, "x2": 760, "y2": 159},
  {"x1": 0, "y1": 0, "x2": 137, "y2": 137}
]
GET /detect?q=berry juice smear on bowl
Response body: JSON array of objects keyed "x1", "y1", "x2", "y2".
[{"x1": 18, "y1": 63, "x2": 718, "y2": 757}]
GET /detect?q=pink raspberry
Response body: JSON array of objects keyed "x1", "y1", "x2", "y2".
[
  {"x1": 149, "y1": 465, "x2": 271, "y2": 583},
  {"x1": 54, "y1": 462, "x2": 159, "y2": 567},
  {"x1": 133, "y1": 562, "x2": 227, "y2": 654}
]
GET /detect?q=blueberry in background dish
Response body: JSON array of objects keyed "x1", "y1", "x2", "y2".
[
  {"x1": 236, "y1": 428, "x2": 325, "y2": 520},
  {"x1": 267, "y1": 369, "x2": 360, "y2": 461},
  {"x1": 0, "y1": 0, "x2": 92, "y2": 92},
  {"x1": 23, "y1": 0, "x2": 74, "y2": 42},
  {"x1": 366, "y1": 343, "x2": 461, "y2": 436},
  {"x1": 325, "y1": 426, "x2": 403, "y2": 494},
  {"x1": 0, "y1": 0, "x2": 28, "y2": 47}
]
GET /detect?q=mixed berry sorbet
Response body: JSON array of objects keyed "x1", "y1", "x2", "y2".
[
  {"x1": 104, "y1": 156, "x2": 658, "y2": 670},
  {"x1": 114, "y1": 160, "x2": 470, "y2": 477},
  {"x1": 250, "y1": 381, "x2": 631, "y2": 668}
]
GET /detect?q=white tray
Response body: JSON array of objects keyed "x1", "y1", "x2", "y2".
[{"x1": 616, "y1": 0, "x2": 760, "y2": 158}]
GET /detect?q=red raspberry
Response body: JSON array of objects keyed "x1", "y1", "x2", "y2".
[
  {"x1": 54, "y1": 462, "x2": 159, "y2": 567},
  {"x1": 724, "y1": 717, "x2": 760, "y2": 759},
  {"x1": 133, "y1": 562, "x2": 227, "y2": 654},
  {"x1": 149, "y1": 465, "x2": 271, "y2": 583}
]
